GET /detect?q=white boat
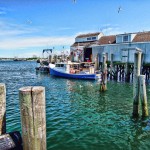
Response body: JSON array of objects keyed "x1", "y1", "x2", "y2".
[{"x1": 49, "y1": 61, "x2": 101, "y2": 80}]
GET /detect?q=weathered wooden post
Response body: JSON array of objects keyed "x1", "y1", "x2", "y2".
[
  {"x1": 125, "y1": 63, "x2": 130, "y2": 82},
  {"x1": 0, "y1": 83, "x2": 6, "y2": 135},
  {"x1": 19, "y1": 86, "x2": 46, "y2": 150},
  {"x1": 95, "y1": 54, "x2": 99, "y2": 71},
  {"x1": 132, "y1": 52, "x2": 141, "y2": 117},
  {"x1": 110, "y1": 54, "x2": 114, "y2": 79},
  {"x1": 100, "y1": 53, "x2": 107, "y2": 92},
  {"x1": 139, "y1": 75, "x2": 149, "y2": 117}
]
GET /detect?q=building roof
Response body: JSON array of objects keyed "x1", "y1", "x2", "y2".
[
  {"x1": 98, "y1": 35, "x2": 116, "y2": 45},
  {"x1": 71, "y1": 41, "x2": 97, "y2": 47},
  {"x1": 76, "y1": 32, "x2": 101, "y2": 38},
  {"x1": 71, "y1": 31, "x2": 150, "y2": 49},
  {"x1": 132, "y1": 31, "x2": 150, "y2": 42}
]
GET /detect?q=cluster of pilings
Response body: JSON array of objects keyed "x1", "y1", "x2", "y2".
[
  {"x1": 99, "y1": 52, "x2": 149, "y2": 118},
  {"x1": 0, "y1": 84, "x2": 46, "y2": 150}
]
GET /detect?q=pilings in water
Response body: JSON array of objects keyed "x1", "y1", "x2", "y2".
[
  {"x1": 132, "y1": 52, "x2": 141, "y2": 117},
  {"x1": 139, "y1": 75, "x2": 149, "y2": 117},
  {"x1": 0, "y1": 85, "x2": 47, "y2": 149},
  {"x1": 19, "y1": 86, "x2": 46, "y2": 150},
  {"x1": 95, "y1": 54, "x2": 99, "y2": 71},
  {"x1": 110, "y1": 54, "x2": 114, "y2": 80},
  {"x1": 100, "y1": 53, "x2": 107, "y2": 92},
  {"x1": 0, "y1": 83, "x2": 6, "y2": 135},
  {"x1": 0, "y1": 84, "x2": 23, "y2": 149},
  {"x1": 132, "y1": 52, "x2": 149, "y2": 118}
]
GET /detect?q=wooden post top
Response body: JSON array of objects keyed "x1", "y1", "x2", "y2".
[{"x1": 19, "y1": 86, "x2": 45, "y2": 93}]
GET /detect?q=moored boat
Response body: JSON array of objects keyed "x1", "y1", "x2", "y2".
[{"x1": 49, "y1": 61, "x2": 100, "y2": 80}]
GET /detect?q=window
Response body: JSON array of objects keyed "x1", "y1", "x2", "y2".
[
  {"x1": 92, "y1": 37, "x2": 96, "y2": 40},
  {"x1": 87, "y1": 37, "x2": 91, "y2": 40},
  {"x1": 123, "y1": 35, "x2": 128, "y2": 42}
]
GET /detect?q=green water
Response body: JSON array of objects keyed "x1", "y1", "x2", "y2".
[{"x1": 0, "y1": 61, "x2": 150, "y2": 150}]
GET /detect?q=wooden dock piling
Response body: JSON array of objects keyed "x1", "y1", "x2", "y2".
[
  {"x1": 139, "y1": 75, "x2": 149, "y2": 117},
  {"x1": 110, "y1": 54, "x2": 114, "y2": 79},
  {"x1": 0, "y1": 83, "x2": 6, "y2": 135},
  {"x1": 100, "y1": 53, "x2": 107, "y2": 92},
  {"x1": 132, "y1": 52, "x2": 141, "y2": 117},
  {"x1": 95, "y1": 54, "x2": 99, "y2": 70},
  {"x1": 19, "y1": 86, "x2": 46, "y2": 150}
]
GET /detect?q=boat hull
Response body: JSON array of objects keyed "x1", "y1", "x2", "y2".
[{"x1": 50, "y1": 68, "x2": 96, "y2": 80}]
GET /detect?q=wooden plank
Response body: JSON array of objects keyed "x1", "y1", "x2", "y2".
[
  {"x1": 19, "y1": 86, "x2": 46, "y2": 150},
  {"x1": 0, "y1": 83, "x2": 6, "y2": 135}
]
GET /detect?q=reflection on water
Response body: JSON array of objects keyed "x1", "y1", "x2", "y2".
[{"x1": 0, "y1": 61, "x2": 150, "y2": 150}]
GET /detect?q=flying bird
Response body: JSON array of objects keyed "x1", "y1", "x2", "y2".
[
  {"x1": 118, "y1": 6, "x2": 122, "y2": 13},
  {"x1": 26, "y1": 19, "x2": 32, "y2": 24},
  {"x1": 72, "y1": 0, "x2": 76, "y2": 3}
]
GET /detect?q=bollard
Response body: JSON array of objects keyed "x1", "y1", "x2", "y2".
[
  {"x1": 19, "y1": 86, "x2": 46, "y2": 150},
  {"x1": 0, "y1": 83, "x2": 6, "y2": 135},
  {"x1": 139, "y1": 75, "x2": 149, "y2": 117},
  {"x1": 100, "y1": 53, "x2": 107, "y2": 92},
  {"x1": 132, "y1": 52, "x2": 141, "y2": 117}
]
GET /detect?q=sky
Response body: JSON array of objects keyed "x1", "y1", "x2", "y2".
[{"x1": 0, "y1": 0, "x2": 150, "y2": 58}]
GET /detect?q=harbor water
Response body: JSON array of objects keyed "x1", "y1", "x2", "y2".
[{"x1": 0, "y1": 61, "x2": 150, "y2": 150}]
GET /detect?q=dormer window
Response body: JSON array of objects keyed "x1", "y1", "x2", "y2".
[
  {"x1": 123, "y1": 35, "x2": 128, "y2": 42},
  {"x1": 87, "y1": 37, "x2": 91, "y2": 40},
  {"x1": 92, "y1": 37, "x2": 96, "y2": 40}
]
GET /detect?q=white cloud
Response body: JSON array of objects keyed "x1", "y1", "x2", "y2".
[
  {"x1": 0, "y1": 20, "x2": 39, "y2": 37},
  {"x1": 0, "y1": 7, "x2": 7, "y2": 15},
  {"x1": 0, "y1": 36, "x2": 75, "y2": 50}
]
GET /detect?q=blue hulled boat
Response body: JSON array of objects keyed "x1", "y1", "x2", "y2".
[{"x1": 49, "y1": 61, "x2": 100, "y2": 80}]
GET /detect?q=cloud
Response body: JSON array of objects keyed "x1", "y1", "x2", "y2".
[
  {"x1": 0, "y1": 7, "x2": 11, "y2": 15},
  {"x1": 0, "y1": 20, "x2": 39, "y2": 37},
  {"x1": 99, "y1": 24, "x2": 123, "y2": 35},
  {"x1": 0, "y1": 36, "x2": 75, "y2": 50}
]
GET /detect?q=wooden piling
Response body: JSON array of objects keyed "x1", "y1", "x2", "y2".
[
  {"x1": 125, "y1": 63, "x2": 130, "y2": 82},
  {"x1": 100, "y1": 53, "x2": 107, "y2": 92},
  {"x1": 139, "y1": 75, "x2": 149, "y2": 117},
  {"x1": 0, "y1": 83, "x2": 6, "y2": 135},
  {"x1": 110, "y1": 54, "x2": 114, "y2": 79},
  {"x1": 19, "y1": 86, "x2": 46, "y2": 150},
  {"x1": 95, "y1": 54, "x2": 99, "y2": 70},
  {"x1": 132, "y1": 52, "x2": 141, "y2": 117}
]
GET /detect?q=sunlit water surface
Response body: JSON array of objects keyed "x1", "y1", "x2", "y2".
[{"x1": 0, "y1": 61, "x2": 150, "y2": 150}]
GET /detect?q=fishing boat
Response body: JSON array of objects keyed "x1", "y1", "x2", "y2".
[
  {"x1": 49, "y1": 61, "x2": 101, "y2": 80},
  {"x1": 35, "y1": 49, "x2": 52, "y2": 73}
]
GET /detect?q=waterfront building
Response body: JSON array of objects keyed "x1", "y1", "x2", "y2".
[
  {"x1": 71, "y1": 31, "x2": 150, "y2": 64},
  {"x1": 70, "y1": 32, "x2": 103, "y2": 62}
]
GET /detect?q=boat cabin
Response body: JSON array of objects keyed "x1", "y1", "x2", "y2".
[{"x1": 54, "y1": 61, "x2": 95, "y2": 74}]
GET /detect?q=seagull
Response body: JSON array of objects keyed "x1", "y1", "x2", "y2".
[
  {"x1": 118, "y1": 6, "x2": 122, "y2": 13},
  {"x1": 26, "y1": 19, "x2": 32, "y2": 24},
  {"x1": 72, "y1": 0, "x2": 76, "y2": 3}
]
